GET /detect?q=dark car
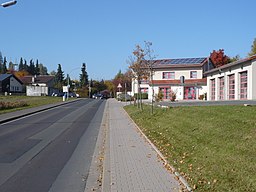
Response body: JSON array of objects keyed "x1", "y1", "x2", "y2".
[{"x1": 92, "y1": 93, "x2": 103, "y2": 99}]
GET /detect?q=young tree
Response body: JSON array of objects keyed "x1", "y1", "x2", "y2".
[
  {"x1": 248, "y1": 38, "x2": 256, "y2": 56},
  {"x1": 143, "y1": 41, "x2": 156, "y2": 114},
  {"x1": 128, "y1": 42, "x2": 156, "y2": 111},
  {"x1": 80, "y1": 63, "x2": 88, "y2": 88},
  {"x1": 128, "y1": 44, "x2": 148, "y2": 109},
  {"x1": 210, "y1": 49, "x2": 229, "y2": 68}
]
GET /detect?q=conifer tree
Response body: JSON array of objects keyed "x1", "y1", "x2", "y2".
[
  {"x1": 80, "y1": 63, "x2": 88, "y2": 87},
  {"x1": 3, "y1": 57, "x2": 7, "y2": 73},
  {"x1": 19, "y1": 57, "x2": 24, "y2": 71}
]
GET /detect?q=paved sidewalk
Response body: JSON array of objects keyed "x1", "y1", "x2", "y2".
[{"x1": 102, "y1": 99, "x2": 181, "y2": 192}]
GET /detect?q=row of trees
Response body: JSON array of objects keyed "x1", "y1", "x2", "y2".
[
  {"x1": 0, "y1": 52, "x2": 48, "y2": 76},
  {"x1": 53, "y1": 63, "x2": 89, "y2": 96},
  {"x1": 0, "y1": 51, "x2": 90, "y2": 96}
]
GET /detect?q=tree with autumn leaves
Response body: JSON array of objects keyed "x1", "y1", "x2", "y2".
[
  {"x1": 128, "y1": 41, "x2": 156, "y2": 111},
  {"x1": 209, "y1": 49, "x2": 229, "y2": 68}
]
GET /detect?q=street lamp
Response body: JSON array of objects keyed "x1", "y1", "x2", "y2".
[{"x1": 1, "y1": 0, "x2": 17, "y2": 8}]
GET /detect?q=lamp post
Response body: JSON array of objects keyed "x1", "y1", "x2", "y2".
[{"x1": 1, "y1": 0, "x2": 17, "y2": 8}]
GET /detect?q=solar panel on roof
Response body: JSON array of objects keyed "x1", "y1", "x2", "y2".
[
  {"x1": 159, "y1": 57, "x2": 206, "y2": 65},
  {"x1": 169, "y1": 58, "x2": 205, "y2": 64}
]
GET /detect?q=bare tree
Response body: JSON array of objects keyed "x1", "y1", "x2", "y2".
[
  {"x1": 128, "y1": 45, "x2": 148, "y2": 109},
  {"x1": 143, "y1": 41, "x2": 156, "y2": 114},
  {"x1": 128, "y1": 42, "x2": 156, "y2": 112}
]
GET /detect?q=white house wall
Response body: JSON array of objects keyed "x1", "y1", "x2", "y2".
[
  {"x1": 207, "y1": 60, "x2": 255, "y2": 100},
  {"x1": 154, "y1": 68, "x2": 203, "y2": 80},
  {"x1": 252, "y1": 60, "x2": 256, "y2": 99},
  {"x1": 131, "y1": 66, "x2": 206, "y2": 101},
  {"x1": 27, "y1": 86, "x2": 49, "y2": 96}
]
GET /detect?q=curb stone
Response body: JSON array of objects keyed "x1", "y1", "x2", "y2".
[{"x1": 122, "y1": 104, "x2": 193, "y2": 192}]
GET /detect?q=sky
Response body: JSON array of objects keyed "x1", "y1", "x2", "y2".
[{"x1": 1, "y1": 0, "x2": 255, "y2": 80}]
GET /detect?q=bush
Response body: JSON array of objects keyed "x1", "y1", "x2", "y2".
[
  {"x1": 155, "y1": 91, "x2": 163, "y2": 102},
  {"x1": 0, "y1": 101, "x2": 28, "y2": 110},
  {"x1": 134, "y1": 93, "x2": 148, "y2": 99}
]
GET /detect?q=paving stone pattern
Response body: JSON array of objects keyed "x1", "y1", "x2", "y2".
[{"x1": 107, "y1": 99, "x2": 180, "y2": 192}]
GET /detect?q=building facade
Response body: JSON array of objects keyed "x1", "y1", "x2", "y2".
[
  {"x1": 205, "y1": 55, "x2": 256, "y2": 100},
  {"x1": 0, "y1": 74, "x2": 23, "y2": 93},
  {"x1": 19, "y1": 75, "x2": 55, "y2": 96},
  {"x1": 132, "y1": 57, "x2": 214, "y2": 101}
]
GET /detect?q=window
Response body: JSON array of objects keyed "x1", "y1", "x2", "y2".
[
  {"x1": 190, "y1": 71, "x2": 197, "y2": 79},
  {"x1": 210, "y1": 79, "x2": 215, "y2": 100},
  {"x1": 184, "y1": 87, "x2": 196, "y2": 100},
  {"x1": 163, "y1": 72, "x2": 175, "y2": 79},
  {"x1": 140, "y1": 88, "x2": 148, "y2": 93},
  {"x1": 240, "y1": 71, "x2": 247, "y2": 99},
  {"x1": 159, "y1": 87, "x2": 171, "y2": 99},
  {"x1": 219, "y1": 77, "x2": 224, "y2": 100},
  {"x1": 228, "y1": 74, "x2": 235, "y2": 100}
]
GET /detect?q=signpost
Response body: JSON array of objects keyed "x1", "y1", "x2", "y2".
[{"x1": 63, "y1": 86, "x2": 68, "y2": 101}]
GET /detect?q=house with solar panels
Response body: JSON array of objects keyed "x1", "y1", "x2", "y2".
[
  {"x1": 131, "y1": 57, "x2": 214, "y2": 101},
  {"x1": 204, "y1": 55, "x2": 256, "y2": 100}
]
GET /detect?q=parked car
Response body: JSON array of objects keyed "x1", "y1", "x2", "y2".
[{"x1": 52, "y1": 92, "x2": 64, "y2": 97}]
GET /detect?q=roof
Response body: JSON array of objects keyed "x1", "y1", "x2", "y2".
[
  {"x1": 19, "y1": 75, "x2": 55, "y2": 84},
  {"x1": 151, "y1": 78, "x2": 207, "y2": 86},
  {"x1": 0, "y1": 74, "x2": 12, "y2": 81},
  {"x1": 204, "y1": 55, "x2": 256, "y2": 75},
  {"x1": 151, "y1": 57, "x2": 208, "y2": 69},
  {"x1": 0, "y1": 74, "x2": 23, "y2": 84}
]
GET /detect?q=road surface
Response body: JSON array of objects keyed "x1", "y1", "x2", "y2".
[{"x1": 0, "y1": 99, "x2": 105, "y2": 192}]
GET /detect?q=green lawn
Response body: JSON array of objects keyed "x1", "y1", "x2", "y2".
[
  {"x1": 0, "y1": 96, "x2": 67, "y2": 114},
  {"x1": 124, "y1": 104, "x2": 256, "y2": 192}
]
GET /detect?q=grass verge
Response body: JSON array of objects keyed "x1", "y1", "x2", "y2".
[
  {"x1": 124, "y1": 104, "x2": 256, "y2": 192},
  {"x1": 0, "y1": 96, "x2": 70, "y2": 114}
]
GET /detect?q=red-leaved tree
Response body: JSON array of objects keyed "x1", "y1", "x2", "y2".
[{"x1": 210, "y1": 49, "x2": 230, "y2": 68}]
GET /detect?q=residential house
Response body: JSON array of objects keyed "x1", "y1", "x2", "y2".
[
  {"x1": 0, "y1": 74, "x2": 23, "y2": 94},
  {"x1": 132, "y1": 57, "x2": 214, "y2": 101},
  {"x1": 19, "y1": 75, "x2": 55, "y2": 96},
  {"x1": 205, "y1": 55, "x2": 256, "y2": 100}
]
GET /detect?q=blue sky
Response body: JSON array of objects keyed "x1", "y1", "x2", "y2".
[{"x1": 1, "y1": 0, "x2": 255, "y2": 80}]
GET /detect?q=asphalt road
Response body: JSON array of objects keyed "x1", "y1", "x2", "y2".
[{"x1": 0, "y1": 99, "x2": 106, "y2": 192}]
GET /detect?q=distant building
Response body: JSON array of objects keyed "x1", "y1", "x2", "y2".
[
  {"x1": 205, "y1": 55, "x2": 256, "y2": 100},
  {"x1": 19, "y1": 75, "x2": 55, "y2": 96},
  {"x1": 132, "y1": 57, "x2": 214, "y2": 101},
  {"x1": 0, "y1": 74, "x2": 23, "y2": 94}
]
